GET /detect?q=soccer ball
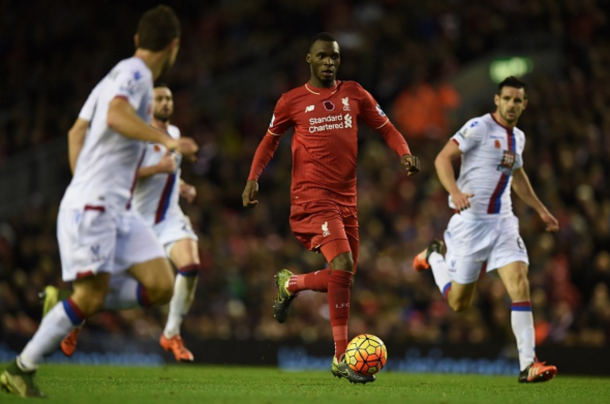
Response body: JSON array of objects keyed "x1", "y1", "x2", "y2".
[{"x1": 344, "y1": 334, "x2": 388, "y2": 375}]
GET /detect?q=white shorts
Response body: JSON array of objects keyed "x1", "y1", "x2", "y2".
[
  {"x1": 444, "y1": 214, "x2": 529, "y2": 284},
  {"x1": 57, "y1": 207, "x2": 165, "y2": 282},
  {"x1": 153, "y1": 213, "x2": 198, "y2": 257}
]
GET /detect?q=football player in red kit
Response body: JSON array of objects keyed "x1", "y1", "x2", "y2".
[{"x1": 242, "y1": 32, "x2": 420, "y2": 384}]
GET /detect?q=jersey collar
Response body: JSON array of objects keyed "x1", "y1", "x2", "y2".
[{"x1": 305, "y1": 81, "x2": 340, "y2": 95}]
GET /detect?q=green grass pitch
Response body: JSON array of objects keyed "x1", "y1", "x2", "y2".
[{"x1": 1, "y1": 364, "x2": 608, "y2": 404}]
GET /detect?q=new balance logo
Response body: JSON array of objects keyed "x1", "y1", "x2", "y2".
[
  {"x1": 305, "y1": 105, "x2": 315, "y2": 113},
  {"x1": 322, "y1": 221, "x2": 330, "y2": 237}
]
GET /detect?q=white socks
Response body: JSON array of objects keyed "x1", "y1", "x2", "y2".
[
  {"x1": 428, "y1": 251, "x2": 452, "y2": 298},
  {"x1": 163, "y1": 274, "x2": 198, "y2": 338},
  {"x1": 19, "y1": 301, "x2": 82, "y2": 370},
  {"x1": 511, "y1": 301, "x2": 536, "y2": 370}
]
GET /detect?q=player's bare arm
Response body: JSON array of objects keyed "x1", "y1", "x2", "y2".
[
  {"x1": 179, "y1": 179, "x2": 197, "y2": 204},
  {"x1": 435, "y1": 140, "x2": 474, "y2": 211},
  {"x1": 511, "y1": 167, "x2": 559, "y2": 232},
  {"x1": 401, "y1": 154, "x2": 420, "y2": 176},
  {"x1": 107, "y1": 97, "x2": 198, "y2": 157},
  {"x1": 67, "y1": 118, "x2": 89, "y2": 174},
  {"x1": 242, "y1": 180, "x2": 259, "y2": 208}
]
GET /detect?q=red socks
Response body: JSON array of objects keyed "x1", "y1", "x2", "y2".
[
  {"x1": 287, "y1": 269, "x2": 330, "y2": 293},
  {"x1": 328, "y1": 270, "x2": 353, "y2": 359}
]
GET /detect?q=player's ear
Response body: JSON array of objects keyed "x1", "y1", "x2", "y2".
[
  {"x1": 493, "y1": 93, "x2": 500, "y2": 108},
  {"x1": 134, "y1": 33, "x2": 140, "y2": 48},
  {"x1": 306, "y1": 53, "x2": 312, "y2": 64},
  {"x1": 522, "y1": 98, "x2": 528, "y2": 110}
]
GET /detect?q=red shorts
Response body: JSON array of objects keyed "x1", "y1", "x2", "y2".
[{"x1": 289, "y1": 200, "x2": 359, "y2": 265}]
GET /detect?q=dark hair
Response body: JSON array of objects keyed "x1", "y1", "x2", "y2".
[
  {"x1": 498, "y1": 76, "x2": 526, "y2": 94},
  {"x1": 308, "y1": 32, "x2": 338, "y2": 53},
  {"x1": 154, "y1": 82, "x2": 169, "y2": 89},
  {"x1": 137, "y1": 5, "x2": 181, "y2": 51}
]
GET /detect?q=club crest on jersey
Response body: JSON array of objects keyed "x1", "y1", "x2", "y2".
[
  {"x1": 342, "y1": 97, "x2": 350, "y2": 111},
  {"x1": 375, "y1": 103, "x2": 386, "y2": 117},
  {"x1": 154, "y1": 145, "x2": 161, "y2": 152},
  {"x1": 494, "y1": 139, "x2": 501, "y2": 148},
  {"x1": 323, "y1": 100, "x2": 335, "y2": 111},
  {"x1": 497, "y1": 150, "x2": 517, "y2": 174}
]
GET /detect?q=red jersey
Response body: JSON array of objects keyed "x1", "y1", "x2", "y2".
[{"x1": 248, "y1": 80, "x2": 411, "y2": 206}]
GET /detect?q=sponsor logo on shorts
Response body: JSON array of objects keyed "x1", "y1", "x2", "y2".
[
  {"x1": 90, "y1": 244, "x2": 104, "y2": 262},
  {"x1": 321, "y1": 221, "x2": 330, "y2": 237},
  {"x1": 517, "y1": 237, "x2": 525, "y2": 250}
]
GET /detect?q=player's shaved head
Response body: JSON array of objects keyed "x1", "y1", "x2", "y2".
[{"x1": 308, "y1": 32, "x2": 338, "y2": 53}]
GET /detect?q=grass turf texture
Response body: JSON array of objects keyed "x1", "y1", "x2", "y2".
[{"x1": 1, "y1": 364, "x2": 608, "y2": 404}]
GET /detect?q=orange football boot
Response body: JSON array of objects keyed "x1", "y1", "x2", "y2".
[
  {"x1": 518, "y1": 360, "x2": 558, "y2": 383},
  {"x1": 413, "y1": 239, "x2": 445, "y2": 272},
  {"x1": 61, "y1": 327, "x2": 82, "y2": 357},
  {"x1": 160, "y1": 334, "x2": 194, "y2": 362}
]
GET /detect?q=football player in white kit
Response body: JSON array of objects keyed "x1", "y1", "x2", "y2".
[
  {"x1": 134, "y1": 84, "x2": 200, "y2": 362},
  {"x1": 413, "y1": 77, "x2": 560, "y2": 383},
  {"x1": 0, "y1": 6, "x2": 197, "y2": 398},
  {"x1": 59, "y1": 84, "x2": 201, "y2": 362}
]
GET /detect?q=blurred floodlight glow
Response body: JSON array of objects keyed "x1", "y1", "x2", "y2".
[{"x1": 489, "y1": 57, "x2": 533, "y2": 83}]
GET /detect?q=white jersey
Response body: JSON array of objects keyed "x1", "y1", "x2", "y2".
[
  {"x1": 60, "y1": 57, "x2": 153, "y2": 212},
  {"x1": 133, "y1": 125, "x2": 184, "y2": 225},
  {"x1": 450, "y1": 113, "x2": 525, "y2": 218}
]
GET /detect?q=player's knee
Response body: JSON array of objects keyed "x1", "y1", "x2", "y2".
[
  {"x1": 330, "y1": 252, "x2": 354, "y2": 272},
  {"x1": 72, "y1": 290, "x2": 107, "y2": 316},
  {"x1": 146, "y1": 279, "x2": 174, "y2": 306}
]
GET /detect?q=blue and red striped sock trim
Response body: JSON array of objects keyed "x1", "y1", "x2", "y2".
[
  {"x1": 178, "y1": 264, "x2": 200, "y2": 277},
  {"x1": 442, "y1": 282, "x2": 452, "y2": 300},
  {"x1": 137, "y1": 283, "x2": 152, "y2": 307},
  {"x1": 511, "y1": 301, "x2": 532, "y2": 312},
  {"x1": 62, "y1": 298, "x2": 86, "y2": 325}
]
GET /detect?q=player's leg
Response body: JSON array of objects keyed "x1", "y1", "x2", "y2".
[
  {"x1": 323, "y1": 239, "x2": 375, "y2": 384},
  {"x1": 2, "y1": 274, "x2": 110, "y2": 398},
  {"x1": 496, "y1": 261, "x2": 556, "y2": 382},
  {"x1": 273, "y1": 202, "x2": 340, "y2": 323},
  {"x1": 415, "y1": 215, "x2": 489, "y2": 311},
  {"x1": 161, "y1": 237, "x2": 200, "y2": 362},
  {"x1": 492, "y1": 217, "x2": 556, "y2": 382},
  {"x1": 1, "y1": 207, "x2": 116, "y2": 397}
]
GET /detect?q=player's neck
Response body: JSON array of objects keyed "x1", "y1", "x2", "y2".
[
  {"x1": 492, "y1": 111, "x2": 517, "y2": 129},
  {"x1": 134, "y1": 49, "x2": 167, "y2": 80},
  {"x1": 308, "y1": 78, "x2": 337, "y2": 89},
  {"x1": 152, "y1": 119, "x2": 170, "y2": 132}
]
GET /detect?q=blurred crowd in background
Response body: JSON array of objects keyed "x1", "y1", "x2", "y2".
[{"x1": 1, "y1": 0, "x2": 609, "y2": 353}]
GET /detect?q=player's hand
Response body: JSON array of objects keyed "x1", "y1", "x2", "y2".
[
  {"x1": 156, "y1": 150, "x2": 177, "y2": 174},
  {"x1": 540, "y1": 210, "x2": 559, "y2": 232},
  {"x1": 179, "y1": 182, "x2": 197, "y2": 204},
  {"x1": 451, "y1": 190, "x2": 474, "y2": 212},
  {"x1": 165, "y1": 137, "x2": 199, "y2": 161},
  {"x1": 242, "y1": 180, "x2": 259, "y2": 208},
  {"x1": 401, "y1": 154, "x2": 420, "y2": 176}
]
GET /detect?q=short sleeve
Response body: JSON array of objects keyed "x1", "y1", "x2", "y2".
[
  {"x1": 267, "y1": 95, "x2": 293, "y2": 136},
  {"x1": 111, "y1": 64, "x2": 150, "y2": 111},
  {"x1": 78, "y1": 83, "x2": 101, "y2": 120},
  {"x1": 357, "y1": 84, "x2": 390, "y2": 129},
  {"x1": 451, "y1": 119, "x2": 486, "y2": 153}
]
